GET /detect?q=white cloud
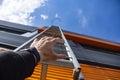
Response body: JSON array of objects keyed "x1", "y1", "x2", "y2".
[
  {"x1": 78, "y1": 9, "x2": 88, "y2": 28},
  {"x1": 55, "y1": 13, "x2": 59, "y2": 18},
  {"x1": 40, "y1": 14, "x2": 48, "y2": 20},
  {"x1": 0, "y1": 0, "x2": 47, "y2": 25}
]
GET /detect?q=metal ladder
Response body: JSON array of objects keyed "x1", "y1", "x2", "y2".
[{"x1": 14, "y1": 26, "x2": 81, "y2": 80}]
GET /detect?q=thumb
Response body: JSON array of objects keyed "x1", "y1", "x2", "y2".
[
  {"x1": 33, "y1": 38, "x2": 39, "y2": 42},
  {"x1": 30, "y1": 38, "x2": 38, "y2": 47},
  {"x1": 56, "y1": 54, "x2": 67, "y2": 59}
]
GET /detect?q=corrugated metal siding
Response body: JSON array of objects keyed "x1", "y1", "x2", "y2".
[
  {"x1": 26, "y1": 64, "x2": 73, "y2": 80},
  {"x1": 81, "y1": 64, "x2": 120, "y2": 80},
  {"x1": 26, "y1": 64, "x2": 120, "y2": 80}
]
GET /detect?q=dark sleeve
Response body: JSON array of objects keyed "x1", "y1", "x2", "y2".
[{"x1": 0, "y1": 50, "x2": 36, "y2": 80}]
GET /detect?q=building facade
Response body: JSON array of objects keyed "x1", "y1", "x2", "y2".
[{"x1": 0, "y1": 20, "x2": 120, "y2": 80}]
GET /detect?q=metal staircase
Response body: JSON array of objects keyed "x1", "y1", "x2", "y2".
[{"x1": 14, "y1": 26, "x2": 81, "y2": 80}]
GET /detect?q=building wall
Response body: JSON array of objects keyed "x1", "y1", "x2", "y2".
[
  {"x1": 0, "y1": 23, "x2": 120, "y2": 80},
  {"x1": 0, "y1": 20, "x2": 37, "y2": 50},
  {"x1": 26, "y1": 27, "x2": 120, "y2": 80},
  {"x1": 26, "y1": 64, "x2": 120, "y2": 80},
  {"x1": 26, "y1": 64, "x2": 73, "y2": 80},
  {"x1": 81, "y1": 64, "x2": 120, "y2": 80},
  {"x1": 25, "y1": 39, "x2": 120, "y2": 80}
]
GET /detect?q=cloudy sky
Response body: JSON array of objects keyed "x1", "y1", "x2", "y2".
[{"x1": 0, "y1": 0, "x2": 120, "y2": 43}]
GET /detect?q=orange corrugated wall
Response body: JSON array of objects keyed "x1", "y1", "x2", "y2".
[
  {"x1": 26, "y1": 64, "x2": 120, "y2": 80},
  {"x1": 81, "y1": 64, "x2": 120, "y2": 80},
  {"x1": 26, "y1": 64, "x2": 73, "y2": 80}
]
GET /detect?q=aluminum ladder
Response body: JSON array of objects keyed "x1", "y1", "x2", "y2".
[{"x1": 14, "y1": 26, "x2": 81, "y2": 80}]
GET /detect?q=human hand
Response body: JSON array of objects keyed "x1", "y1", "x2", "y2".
[{"x1": 31, "y1": 36, "x2": 66, "y2": 62}]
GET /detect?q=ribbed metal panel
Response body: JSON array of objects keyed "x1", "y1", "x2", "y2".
[
  {"x1": 26, "y1": 64, "x2": 73, "y2": 80},
  {"x1": 26, "y1": 64, "x2": 120, "y2": 80},
  {"x1": 81, "y1": 64, "x2": 120, "y2": 80}
]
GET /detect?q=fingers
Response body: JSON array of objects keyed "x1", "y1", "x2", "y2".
[
  {"x1": 30, "y1": 38, "x2": 38, "y2": 47},
  {"x1": 40, "y1": 36, "x2": 47, "y2": 40},
  {"x1": 53, "y1": 38, "x2": 64, "y2": 43},
  {"x1": 32, "y1": 36, "x2": 66, "y2": 61},
  {"x1": 40, "y1": 36, "x2": 63, "y2": 44},
  {"x1": 49, "y1": 37, "x2": 64, "y2": 45},
  {"x1": 38, "y1": 36, "x2": 53, "y2": 44},
  {"x1": 37, "y1": 36, "x2": 48, "y2": 46},
  {"x1": 39, "y1": 36, "x2": 61, "y2": 46},
  {"x1": 33, "y1": 38, "x2": 39, "y2": 42}
]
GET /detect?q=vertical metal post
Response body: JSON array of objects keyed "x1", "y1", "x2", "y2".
[
  {"x1": 40, "y1": 64, "x2": 48, "y2": 80},
  {"x1": 79, "y1": 72, "x2": 84, "y2": 80}
]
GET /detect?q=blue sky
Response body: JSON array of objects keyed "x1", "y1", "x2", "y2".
[{"x1": 0, "y1": 0, "x2": 120, "y2": 43}]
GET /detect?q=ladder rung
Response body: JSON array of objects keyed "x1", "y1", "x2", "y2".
[{"x1": 40, "y1": 59, "x2": 74, "y2": 68}]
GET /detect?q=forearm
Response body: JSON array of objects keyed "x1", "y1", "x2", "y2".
[{"x1": 0, "y1": 48, "x2": 39, "y2": 80}]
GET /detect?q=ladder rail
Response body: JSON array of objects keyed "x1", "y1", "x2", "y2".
[
  {"x1": 59, "y1": 27, "x2": 80, "y2": 80},
  {"x1": 59, "y1": 27, "x2": 81, "y2": 71},
  {"x1": 14, "y1": 27, "x2": 51, "y2": 52}
]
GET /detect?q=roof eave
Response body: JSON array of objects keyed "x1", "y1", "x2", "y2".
[{"x1": 38, "y1": 27, "x2": 120, "y2": 52}]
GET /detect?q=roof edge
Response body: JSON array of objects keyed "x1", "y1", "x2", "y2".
[{"x1": 38, "y1": 27, "x2": 120, "y2": 52}]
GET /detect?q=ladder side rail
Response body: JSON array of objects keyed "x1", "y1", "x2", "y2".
[
  {"x1": 13, "y1": 27, "x2": 51, "y2": 52},
  {"x1": 59, "y1": 27, "x2": 81, "y2": 80},
  {"x1": 59, "y1": 27, "x2": 81, "y2": 71}
]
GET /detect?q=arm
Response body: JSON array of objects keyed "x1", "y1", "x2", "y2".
[
  {"x1": 0, "y1": 49, "x2": 36, "y2": 80},
  {"x1": 0, "y1": 37, "x2": 66, "y2": 80}
]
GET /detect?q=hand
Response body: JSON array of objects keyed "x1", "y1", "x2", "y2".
[{"x1": 31, "y1": 36, "x2": 66, "y2": 61}]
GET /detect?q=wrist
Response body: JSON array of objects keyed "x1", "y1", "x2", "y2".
[{"x1": 27, "y1": 47, "x2": 40, "y2": 64}]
